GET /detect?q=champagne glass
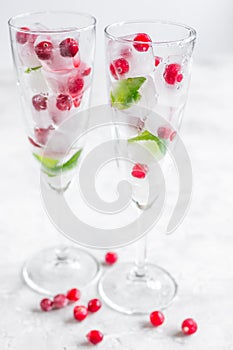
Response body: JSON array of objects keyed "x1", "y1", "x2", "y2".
[
  {"x1": 8, "y1": 11, "x2": 99, "y2": 294},
  {"x1": 98, "y1": 20, "x2": 196, "y2": 314}
]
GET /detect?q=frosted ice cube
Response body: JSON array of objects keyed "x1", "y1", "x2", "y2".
[
  {"x1": 18, "y1": 41, "x2": 41, "y2": 67},
  {"x1": 137, "y1": 75, "x2": 158, "y2": 109},
  {"x1": 47, "y1": 95, "x2": 74, "y2": 126},
  {"x1": 24, "y1": 68, "x2": 48, "y2": 93},
  {"x1": 32, "y1": 109, "x2": 52, "y2": 128}
]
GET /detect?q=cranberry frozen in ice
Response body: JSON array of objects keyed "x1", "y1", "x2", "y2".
[
  {"x1": 68, "y1": 76, "x2": 84, "y2": 97},
  {"x1": 32, "y1": 94, "x2": 47, "y2": 111},
  {"x1": 109, "y1": 58, "x2": 130, "y2": 80},
  {"x1": 35, "y1": 41, "x2": 53, "y2": 60},
  {"x1": 131, "y1": 163, "x2": 148, "y2": 179},
  {"x1": 59, "y1": 38, "x2": 79, "y2": 57},
  {"x1": 56, "y1": 94, "x2": 72, "y2": 111},
  {"x1": 133, "y1": 33, "x2": 152, "y2": 52},
  {"x1": 163, "y1": 63, "x2": 183, "y2": 85},
  {"x1": 34, "y1": 126, "x2": 53, "y2": 145},
  {"x1": 16, "y1": 27, "x2": 30, "y2": 44}
]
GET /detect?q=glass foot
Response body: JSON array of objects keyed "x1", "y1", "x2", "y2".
[
  {"x1": 99, "y1": 262, "x2": 177, "y2": 315},
  {"x1": 23, "y1": 246, "x2": 100, "y2": 295}
]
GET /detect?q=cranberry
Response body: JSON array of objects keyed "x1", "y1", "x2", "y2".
[
  {"x1": 28, "y1": 136, "x2": 41, "y2": 148},
  {"x1": 170, "y1": 131, "x2": 177, "y2": 141},
  {"x1": 133, "y1": 33, "x2": 152, "y2": 52},
  {"x1": 59, "y1": 38, "x2": 79, "y2": 57},
  {"x1": 56, "y1": 94, "x2": 72, "y2": 111},
  {"x1": 16, "y1": 27, "x2": 30, "y2": 44},
  {"x1": 181, "y1": 318, "x2": 198, "y2": 335},
  {"x1": 66, "y1": 288, "x2": 81, "y2": 302},
  {"x1": 131, "y1": 163, "x2": 148, "y2": 179},
  {"x1": 155, "y1": 56, "x2": 162, "y2": 67},
  {"x1": 34, "y1": 127, "x2": 51, "y2": 145},
  {"x1": 32, "y1": 94, "x2": 47, "y2": 111},
  {"x1": 73, "y1": 95, "x2": 82, "y2": 108},
  {"x1": 157, "y1": 126, "x2": 172, "y2": 139},
  {"x1": 163, "y1": 63, "x2": 182, "y2": 85},
  {"x1": 82, "y1": 67, "x2": 91, "y2": 76},
  {"x1": 110, "y1": 58, "x2": 130, "y2": 80},
  {"x1": 73, "y1": 305, "x2": 88, "y2": 321},
  {"x1": 105, "y1": 252, "x2": 118, "y2": 265},
  {"x1": 88, "y1": 298, "x2": 102, "y2": 313},
  {"x1": 68, "y1": 76, "x2": 84, "y2": 97},
  {"x1": 86, "y1": 330, "x2": 104, "y2": 345},
  {"x1": 40, "y1": 298, "x2": 53, "y2": 312},
  {"x1": 35, "y1": 41, "x2": 53, "y2": 60},
  {"x1": 53, "y1": 294, "x2": 68, "y2": 309},
  {"x1": 150, "y1": 311, "x2": 165, "y2": 327}
]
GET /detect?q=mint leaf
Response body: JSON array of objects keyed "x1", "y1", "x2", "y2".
[
  {"x1": 128, "y1": 130, "x2": 167, "y2": 155},
  {"x1": 25, "y1": 65, "x2": 42, "y2": 74},
  {"x1": 33, "y1": 149, "x2": 82, "y2": 175},
  {"x1": 110, "y1": 77, "x2": 146, "y2": 110}
]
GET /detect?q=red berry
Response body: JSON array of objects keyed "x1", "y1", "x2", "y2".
[
  {"x1": 56, "y1": 94, "x2": 72, "y2": 111},
  {"x1": 40, "y1": 298, "x2": 53, "y2": 312},
  {"x1": 163, "y1": 63, "x2": 182, "y2": 85},
  {"x1": 53, "y1": 294, "x2": 68, "y2": 309},
  {"x1": 32, "y1": 94, "x2": 47, "y2": 111},
  {"x1": 105, "y1": 252, "x2": 118, "y2": 265},
  {"x1": 73, "y1": 95, "x2": 82, "y2": 108},
  {"x1": 34, "y1": 127, "x2": 52, "y2": 145},
  {"x1": 73, "y1": 305, "x2": 88, "y2": 321},
  {"x1": 150, "y1": 311, "x2": 165, "y2": 327},
  {"x1": 155, "y1": 56, "x2": 162, "y2": 67},
  {"x1": 177, "y1": 73, "x2": 183, "y2": 82},
  {"x1": 59, "y1": 38, "x2": 79, "y2": 57},
  {"x1": 157, "y1": 126, "x2": 172, "y2": 139},
  {"x1": 170, "y1": 131, "x2": 177, "y2": 141},
  {"x1": 110, "y1": 58, "x2": 130, "y2": 80},
  {"x1": 82, "y1": 67, "x2": 91, "y2": 76},
  {"x1": 133, "y1": 33, "x2": 152, "y2": 52},
  {"x1": 181, "y1": 318, "x2": 198, "y2": 335},
  {"x1": 131, "y1": 163, "x2": 148, "y2": 179},
  {"x1": 16, "y1": 27, "x2": 30, "y2": 44},
  {"x1": 86, "y1": 330, "x2": 104, "y2": 345},
  {"x1": 88, "y1": 298, "x2": 102, "y2": 313},
  {"x1": 28, "y1": 136, "x2": 41, "y2": 148},
  {"x1": 35, "y1": 41, "x2": 53, "y2": 60},
  {"x1": 66, "y1": 288, "x2": 81, "y2": 302},
  {"x1": 68, "y1": 76, "x2": 84, "y2": 97}
]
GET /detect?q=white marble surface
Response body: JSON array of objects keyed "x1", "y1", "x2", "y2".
[{"x1": 1, "y1": 57, "x2": 233, "y2": 349}]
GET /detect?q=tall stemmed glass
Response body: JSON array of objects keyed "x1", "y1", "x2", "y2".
[
  {"x1": 99, "y1": 21, "x2": 196, "y2": 314},
  {"x1": 8, "y1": 11, "x2": 99, "y2": 294}
]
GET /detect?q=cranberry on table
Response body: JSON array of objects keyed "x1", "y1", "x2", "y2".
[
  {"x1": 53, "y1": 294, "x2": 68, "y2": 309},
  {"x1": 32, "y1": 94, "x2": 47, "y2": 111},
  {"x1": 150, "y1": 310, "x2": 165, "y2": 327},
  {"x1": 40, "y1": 298, "x2": 53, "y2": 312},
  {"x1": 181, "y1": 318, "x2": 198, "y2": 335},
  {"x1": 88, "y1": 298, "x2": 102, "y2": 313},
  {"x1": 133, "y1": 33, "x2": 152, "y2": 52},
  {"x1": 73, "y1": 305, "x2": 88, "y2": 321},
  {"x1": 66, "y1": 288, "x2": 81, "y2": 302},
  {"x1": 59, "y1": 38, "x2": 79, "y2": 57},
  {"x1": 86, "y1": 330, "x2": 104, "y2": 345},
  {"x1": 163, "y1": 63, "x2": 183, "y2": 85},
  {"x1": 105, "y1": 252, "x2": 118, "y2": 265},
  {"x1": 110, "y1": 58, "x2": 130, "y2": 80},
  {"x1": 16, "y1": 27, "x2": 30, "y2": 44},
  {"x1": 56, "y1": 94, "x2": 72, "y2": 111},
  {"x1": 35, "y1": 41, "x2": 53, "y2": 60}
]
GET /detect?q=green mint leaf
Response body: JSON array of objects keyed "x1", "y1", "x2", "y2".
[
  {"x1": 128, "y1": 130, "x2": 167, "y2": 155},
  {"x1": 33, "y1": 149, "x2": 82, "y2": 176},
  {"x1": 110, "y1": 77, "x2": 146, "y2": 110},
  {"x1": 25, "y1": 65, "x2": 42, "y2": 74}
]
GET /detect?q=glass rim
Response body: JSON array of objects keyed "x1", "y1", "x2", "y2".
[
  {"x1": 104, "y1": 20, "x2": 196, "y2": 46},
  {"x1": 8, "y1": 10, "x2": 96, "y2": 34}
]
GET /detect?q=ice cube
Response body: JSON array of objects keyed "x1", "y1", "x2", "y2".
[
  {"x1": 32, "y1": 109, "x2": 52, "y2": 128},
  {"x1": 17, "y1": 41, "x2": 41, "y2": 67},
  {"x1": 24, "y1": 68, "x2": 48, "y2": 93},
  {"x1": 47, "y1": 95, "x2": 74, "y2": 126}
]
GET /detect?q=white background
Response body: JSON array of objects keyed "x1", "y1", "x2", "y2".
[{"x1": 2, "y1": 0, "x2": 233, "y2": 70}]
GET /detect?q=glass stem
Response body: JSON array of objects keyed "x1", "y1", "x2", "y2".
[{"x1": 134, "y1": 236, "x2": 148, "y2": 277}]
